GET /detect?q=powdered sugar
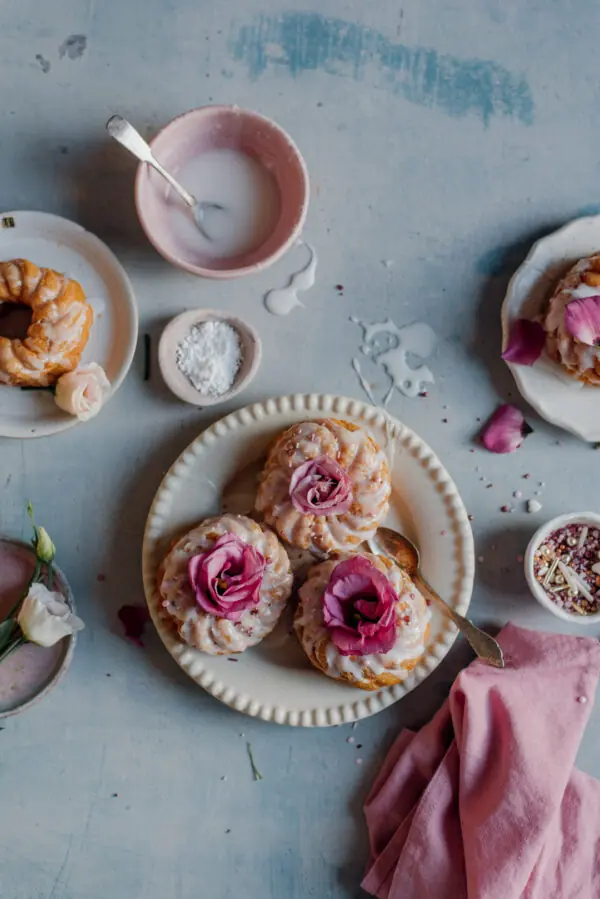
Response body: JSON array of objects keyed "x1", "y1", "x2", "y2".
[{"x1": 176, "y1": 321, "x2": 242, "y2": 397}]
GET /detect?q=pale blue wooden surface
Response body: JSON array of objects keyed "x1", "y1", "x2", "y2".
[{"x1": 1, "y1": 1, "x2": 600, "y2": 897}]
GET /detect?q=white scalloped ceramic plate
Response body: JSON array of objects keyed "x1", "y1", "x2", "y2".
[
  {"x1": 502, "y1": 215, "x2": 600, "y2": 442},
  {"x1": 142, "y1": 394, "x2": 474, "y2": 726},
  {"x1": 0, "y1": 211, "x2": 138, "y2": 438}
]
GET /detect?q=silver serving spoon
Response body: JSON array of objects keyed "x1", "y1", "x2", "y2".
[
  {"x1": 369, "y1": 527, "x2": 504, "y2": 668},
  {"x1": 106, "y1": 115, "x2": 224, "y2": 240}
]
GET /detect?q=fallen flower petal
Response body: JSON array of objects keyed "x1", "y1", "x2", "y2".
[
  {"x1": 481, "y1": 405, "x2": 533, "y2": 454},
  {"x1": 117, "y1": 604, "x2": 150, "y2": 646},
  {"x1": 502, "y1": 319, "x2": 545, "y2": 365},
  {"x1": 564, "y1": 295, "x2": 600, "y2": 346}
]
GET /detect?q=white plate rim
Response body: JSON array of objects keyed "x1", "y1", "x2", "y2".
[
  {"x1": 0, "y1": 210, "x2": 139, "y2": 439},
  {"x1": 141, "y1": 393, "x2": 475, "y2": 727},
  {"x1": 501, "y1": 214, "x2": 600, "y2": 442}
]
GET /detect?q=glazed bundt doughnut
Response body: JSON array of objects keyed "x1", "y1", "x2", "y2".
[
  {"x1": 295, "y1": 552, "x2": 431, "y2": 691},
  {"x1": 0, "y1": 259, "x2": 93, "y2": 387},
  {"x1": 255, "y1": 418, "x2": 392, "y2": 554},
  {"x1": 157, "y1": 514, "x2": 293, "y2": 655},
  {"x1": 544, "y1": 252, "x2": 600, "y2": 385}
]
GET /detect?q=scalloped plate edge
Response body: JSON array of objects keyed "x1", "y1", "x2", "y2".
[{"x1": 141, "y1": 394, "x2": 474, "y2": 726}]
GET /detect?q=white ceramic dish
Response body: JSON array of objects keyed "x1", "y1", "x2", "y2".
[
  {"x1": 158, "y1": 309, "x2": 262, "y2": 406},
  {"x1": 0, "y1": 210, "x2": 138, "y2": 438},
  {"x1": 142, "y1": 394, "x2": 475, "y2": 727},
  {"x1": 502, "y1": 215, "x2": 600, "y2": 442},
  {"x1": 525, "y1": 511, "x2": 600, "y2": 625}
]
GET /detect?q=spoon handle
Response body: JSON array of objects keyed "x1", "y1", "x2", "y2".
[
  {"x1": 106, "y1": 115, "x2": 195, "y2": 208},
  {"x1": 414, "y1": 573, "x2": 504, "y2": 668}
]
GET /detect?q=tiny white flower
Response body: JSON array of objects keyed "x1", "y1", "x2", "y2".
[
  {"x1": 36, "y1": 526, "x2": 56, "y2": 564},
  {"x1": 54, "y1": 362, "x2": 110, "y2": 421},
  {"x1": 17, "y1": 583, "x2": 84, "y2": 648}
]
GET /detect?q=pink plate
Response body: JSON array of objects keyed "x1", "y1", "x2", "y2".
[
  {"x1": 0, "y1": 540, "x2": 77, "y2": 717},
  {"x1": 135, "y1": 105, "x2": 309, "y2": 279}
]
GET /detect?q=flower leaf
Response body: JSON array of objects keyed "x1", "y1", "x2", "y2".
[{"x1": 0, "y1": 619, "x2": 18, "y2": 653}]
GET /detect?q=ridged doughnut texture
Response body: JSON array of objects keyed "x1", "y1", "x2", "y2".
[
  {"x1": 255, "y1": 418, "x2": 391, "y2": 553},
  {"x1": 295, "y1": 552, "x2": 430, "y2": 691},
  {"x1": 157, "y1": 514, "x2": 293, "y2": 654},
  {"x1": 544, "y1": 253, "x2": 600, "y2": 385},
  {"x1": 0, "y1": 259, "x2": 93, "y2": 386},
  {"x1": 142, "y1": 394, "x2": 474, "y2": 726}
]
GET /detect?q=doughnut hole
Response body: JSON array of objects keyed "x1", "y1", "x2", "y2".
[{"x1": 0, "y1": 303, "x2": 32, "y2": 340}]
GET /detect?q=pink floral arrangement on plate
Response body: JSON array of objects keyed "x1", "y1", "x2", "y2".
[{"x1": 0, "y1": 504, "x2": 84, "y2": 664}]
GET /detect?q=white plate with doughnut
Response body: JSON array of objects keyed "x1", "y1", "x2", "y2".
[
  {"x1": 502, "y1": 215, "x2": 600, "y2": 442},
  {"x1": 0, "y1": 210, "x2": 138, "y2": 438},
  {"x1": 142, "y1": 394, "x2": 474, "y2": 727}
]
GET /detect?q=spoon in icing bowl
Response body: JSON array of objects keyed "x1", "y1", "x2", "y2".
[
  {"x1": 106, "y1": 115, "x2": 225, "y2": 240},
  {"x1": 369, "y1": 527, "x2": 504, "y2": 668}
]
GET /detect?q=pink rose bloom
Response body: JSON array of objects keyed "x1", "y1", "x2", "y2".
[
  {"x1": 289, "y1": 455, "x2": 353, "y2": 515},
  {"x1": 188, "y1": 533, "x2": 265, "y2": 621},
  {"x1": 54, "y1": 362, "x2": 110, "y2": 421},
  {"x1": 323, "y1": 556, "x2": 398, "y2": 656}
]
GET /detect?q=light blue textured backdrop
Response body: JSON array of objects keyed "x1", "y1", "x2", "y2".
[{"x1": 1, "y1": 1, "x2": 599, "y2": 897}]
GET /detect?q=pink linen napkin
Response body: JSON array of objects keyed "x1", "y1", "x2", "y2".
[{"x1": 362, "y1": 623, "x2": 600, "y2": 899}]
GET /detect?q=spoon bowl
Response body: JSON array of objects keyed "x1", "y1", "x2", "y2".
[{"x1": 370, "y1": 527, "x2": 504, "y2": 668}]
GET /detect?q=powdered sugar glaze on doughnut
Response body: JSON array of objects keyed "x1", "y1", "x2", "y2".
[
  {"x1": 295, "y1": 552, "x2": 431, "y2": 690},
  {"x1": 544, "y1": 253, "x2": 600, "y2": 384},
  {"x1": 0, "y1": 259, "x2": 93, "y2": 387},
  {"x1": 255, "y1": 419, "x2": 391, "y2": 554},
  {"x1": 157, "y1": 514, "x2": 293, "y2": 655}
]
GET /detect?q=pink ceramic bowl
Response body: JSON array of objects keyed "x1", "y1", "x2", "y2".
[
  {"x1": 135, "y1": 105, "x2": 309, "y2": 279},
  {"x1": 0, "y1": 539, "x2": 77, "y2": 718}
]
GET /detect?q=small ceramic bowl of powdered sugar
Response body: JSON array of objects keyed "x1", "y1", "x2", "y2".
[{"x1": 158, "y1": 309, "x2": 262, "y2": 406}]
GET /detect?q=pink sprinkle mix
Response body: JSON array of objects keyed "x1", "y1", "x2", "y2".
[
  {"x1": 347, "y1": 737, "x2": 355, "y2": 744},
  {"x1": 440, "y1": 530, "x2": 447, "y2": 536},
  {"x1": 517, "y1": 554, "x2": 524, "y2": 563},
  {"x1": 578, "y1": 696, "x2": 588, "y2": 704},
  {"x1": 513, "y1": 490, "x2": 522, "y2": 499},
  {"x1": 355, "y1": 758, "x2": 363, "y2": 765},
  {"x1": 501, "y1": 505, "x2": 511, "y2": 513}
]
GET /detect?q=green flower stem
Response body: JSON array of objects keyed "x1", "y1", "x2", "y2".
[
  {"x1": 0, "y1": 634, "x2": 25, "y2": 665},
  {"x1": 5, "y1": 559, "x2": 41, "y2": 621},
  {"x1": 246, "y1": 742, "x2": 263, "y2": 781}
]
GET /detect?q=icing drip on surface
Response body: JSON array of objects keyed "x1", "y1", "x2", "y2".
[
  {"x1": 264, "y1": 243, "x2": 318, "y2": 315},
  {"x1": 351, "y1": 316, "x2": 436, "y2": 401}
]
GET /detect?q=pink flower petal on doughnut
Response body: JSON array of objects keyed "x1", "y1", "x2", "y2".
[
  {"x1": 289, "y1": 455, "x2": 353, "y2": 515},
  {"x1": 481, "y1": 404, "x2": 532, "y2": 454},
  {"x1": 501, "y1": 319, "x2": 545, "y2": 365},
  {"x1": 323, "y1": 556, "x2": 397, "y2": 656},
  {"x1": 188, "y1": 533, "x2": 265, "y2": 621},
  {"x1": 564, "y1": 295, "x2": 600, "y2": 346}
]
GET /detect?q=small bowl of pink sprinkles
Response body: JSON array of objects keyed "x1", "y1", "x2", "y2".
[{"x1": 526, "y1": 512, "x2": 600, "y2": 624}]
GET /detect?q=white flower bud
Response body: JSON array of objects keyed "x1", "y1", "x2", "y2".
[{"x1": 17, "y1": 583, "x2": 84, "y2": 648}]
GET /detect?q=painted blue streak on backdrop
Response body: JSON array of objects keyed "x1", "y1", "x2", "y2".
[{"x1": 230, "y1": 12, "x2": 534, "y2": 126}]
